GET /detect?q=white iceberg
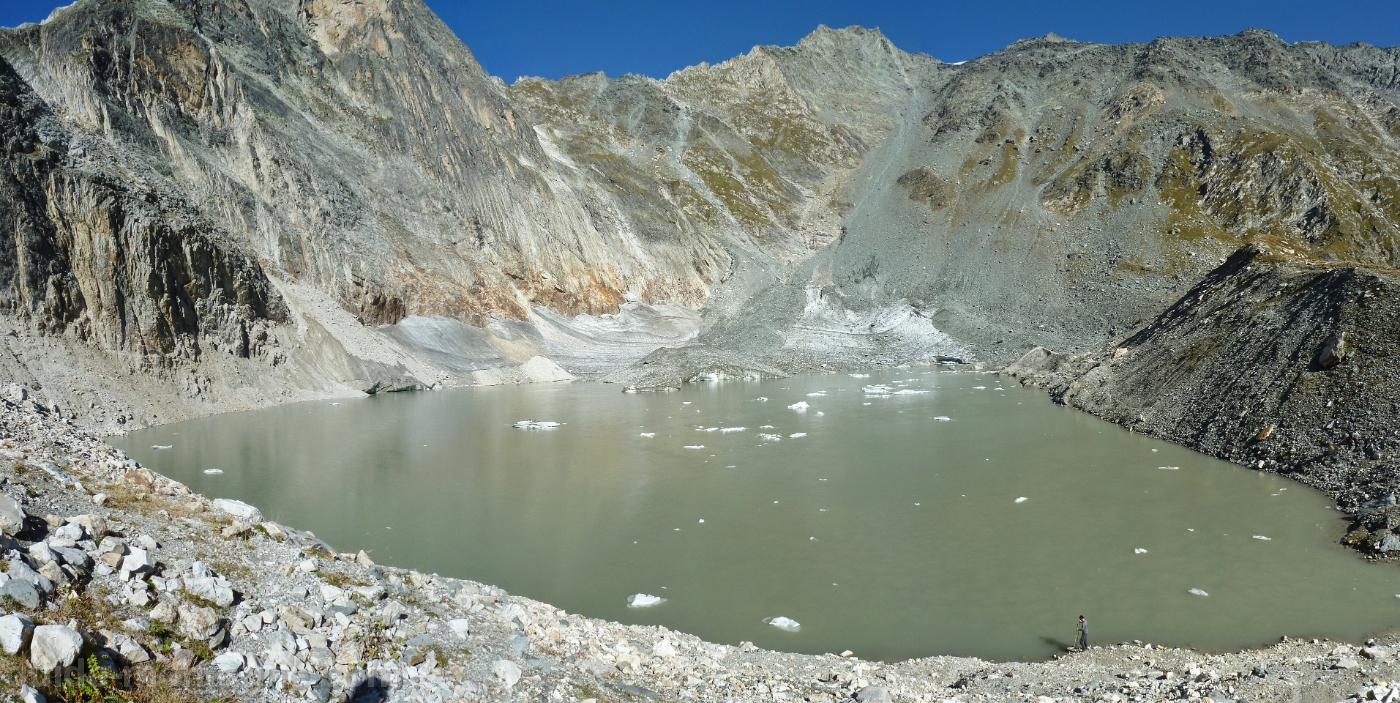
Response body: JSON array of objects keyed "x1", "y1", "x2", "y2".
[
  {"x1": 1253, "y1": 535, "x2": 1271, "y2": 541},
  {"x1": 152, "y1": 445, "x2": 172, "y2": 450},
  {"x1": 683, "y1": 445, "x2": 705, "y2": 449},
  {"x1": 627, "y1": 594, "x2": 665, "y2": 608},
  {"x1": 720, "y1": 427, "x2": 746, "y2": 433},
  {"x1": 862, "y1": 385, "x2": 894, "y2": 394},
  {"x1": 848, "y1": 374, "x2": 869, "y2": 378},
  {"x1": 807, "y1": 391, "x2": 826, "y2": 397},
  {"x1": 703, "y1": 427, "x2": 718, "y2": 432},
  {"x1": 1156, "y1": 466, "x2": 1179, "y2": 470},
  {"x1": 329, "y1": 402, "x2": 342, "y2": 406},
  {"x1": 1015, "y1": 497, "x2": 1028, "y2": 503},
  {"x1": 759, "y1": 434, "x2": 782, "y2": 442},
  {"x1": 755, "y1": 397, "x2": 768, "y2": 402},
  {"x1": 640, "y1": 433, "x2": 655, "y2": 438},
  {"x1": 203, "y1": 468, "x2": 224, "y2": 475},
  {"x1": 764, "y1": 616, "x2": 801, "y2": 632},
  {"x1": 513, "y1": 420, "x2": 561, "y2": 430},
  {"x1": 789, "y1": 433, "x2": 807, "y2": 438},
  {"x1": 893, "y1": 389, "x2": 929, "y2": 395},
  {"x1": 933, "y1": 416, "x2": 951, "y2": 421},
  {"x1": 1188, "y1": 588, "x2": 1209, "y2": 597},
  {"x1": 972, "y1": 386, "x2": 986, "y2": 390},
  {"x1": 788, "y1": 401, "x2": 809, "y2": 411},
  {"x1": 760, "y1": 425, "x2": 775, "y2": 429},
  {"x1": 816, "y1": 411, "x2": 824, "y2": 416},
  {"x1": 1134, "y1": 548, "x2": 1147, "y2": 554}
]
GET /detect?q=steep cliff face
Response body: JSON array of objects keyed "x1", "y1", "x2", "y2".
[{"x1": 3, "y1": 0, "x2": 1400, "y2": 434}]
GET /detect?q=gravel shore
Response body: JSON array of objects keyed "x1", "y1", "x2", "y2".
[{"x1": 1, "y1": 389, "x2": 1398, "y2": 703}]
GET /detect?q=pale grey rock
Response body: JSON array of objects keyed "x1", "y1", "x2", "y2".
[
  {"x1": 857, "y1": 686, "x2": 892, "y2": 702},
  {"x1": 7, "y1": 559, "x2": 51, "y2": 594},
  {"x1": 136, "y1": 535, "x2": 158, "y2": 551},
  {"x1": 211, "y1": 499, "x2": 262, "y2": 524},
  {"x1": 2, "y1": 579, "x2": 40, "y2": 609},
  {"x1": 0, "y1": 494, "x2": 22, "y2": 536},
  {"x1": 119, "y1": 547, "x2": 152, "y2": 580},
  {"x1": 19, "y1": 685, "x2": 43, "y2": 703},
  {"x1": 0, "y1": 612, "x2": 34, "y2": 654},
  {"x1": 183, "y1": 577, "x2": 235, "y2": 607},
  {"x1": 150, "y1": 600, "x2": 178, "y2": 624},
  {"x1": 213, "y1": 651, "x2": 244, "y2": 673},
  {"x1": 178, "y1": 604, "x2": 220, "y2": 640},
  {"x1": 26, "y1": 543, "x2": 55, "y2": 564},
  {"x1": 100, "y1": 629, "x2": 150, "y2": 664},
  {"x1": 53, "y1": 522, "x2": 81, "y2": 542},
  {"x1": 492, "y1": 659, "x2": 522, "y2": 689},
  {"x1": 448, "y1": 618, "x2": 470, "y2": 639},
  {"x1": 50, "y1": 546, "x2": 90, "y2": 570},
  {"x1": 1335, "y1": 657, "x2": 1360, "y2": 670},
  {"x1": 29, "y1": 624, "x2": 82, "y2": 672}
]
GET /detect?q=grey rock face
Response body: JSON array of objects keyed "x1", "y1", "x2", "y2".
[
  {"x1": 183, "y1": 577, "x2": 235, "y2": 607},
  {"x1": 1, "y1": 578, "x2": 39, "y2": 609}
]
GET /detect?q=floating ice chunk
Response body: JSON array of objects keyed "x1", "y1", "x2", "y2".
[
  {"x1": 788, "y1": 401, "x2": 809, "y2": 411},
  {"x1": 759, "y1": 434, "x2": 782, "y2": 442},
  {"x1": 760, "y1": 425, "x2": 775, "y2": 429},
  {"x1": 755, "y1": 397, "x2": 768, "y2": 402},
  {"x1": 513, "y1": 420, "x2": 561, "y2": 430},
  {"x1": 893, "y1": 389, "x2": 929, "y2": 395},
  {"x1": 808, "y1": 391, "x2": 826, "y2": 397},
  {"x1": 1188, "y1": 588, "x2": 1209, "y2": 596},
  {"x1": 682, "y1": 402, "x2": 692, "y2": 405},
  {"x1": 816, "y1": 411, "x2": 824, "y2": 416},
  {"x1": 1015, "y1": 497, "x2": 1028, "y2": 503},
  {"x1": 1156, "y1": 466, "x2": 1179, "y2": 470},
  {"x1": 683, "y1": 445, "x2": 705, "y2": 449},
  {"x1": 1253, "y1": 535, "x2": 1271, "y2": 541},
  {"x1": 703, "y1": 427, "x2": 718, "y2": 432},
  {"x1": 849, "y1": 374, "x2": 869, "y2": 378},
  {"x1": 1134, "y1": 548, "x2": 1147, "y2": 554},
  {"x1": 789, "y1": 433, "x2": 807, "y2": 438},
  {"x1": 640, "y1": 433, "x2": 655, "y2": 438},
  {"x1": 933, "y1": 416, "x2": 951, "y2": 421},
  {"x1": 698, "y1": 519, "x2": 704, "y2": 523},
  {"x1": 863, "y1": 402, "x2": 872, "y2": 405},
  {"x1": 329, "y1": 402, "x2": 342, "y2": 406},
  {"x1": 972, "y1": 386, "x2": 986, "y2": 390},
  {"x1": 720, "y1": 427, "x2": 746, "y2": 433},
  {"x1": 862, "y1": 385, "x2": 894, "y2": 394},
  {"x1": 764, "y1": 616, "x2": 801, "y2": 632},
  {"x1": 627, "y1": 594, "x2": 665, "y2": 608},
  {"x1": 203, "y1": 469, "x2": 224, "y2": 475},
  {"x1": 1151, "y1": 448, "x2": 1158, "y2": 452}
]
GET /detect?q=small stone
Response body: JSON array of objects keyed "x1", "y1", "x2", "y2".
[
  {"x1": 318, "y1": 584, "x2": 345, "y2": 601},
  {"x1": 356, "y1": 550, "x2": 374, "y2": 568},
  {"x1": 119, "y1": 547, "x2": 152, "y2": 580},
  {"x1": 169, "y1": 648, "x2": 196, "y2": 670},
  {"x1": 91, "y1": 493, "x2": 106, "y2": 506},
  {"x1": 136, "y1": 535, "x2": 158, "y2": 551},
  {"x1": 7, "y1": 559, "x2": 51, "y2": 594},
  {"x1": 448, "y1": 618, "x2": 470, "y2": 639},
  {"x1": 0, "y1": 494, "x2": 23, "y2": 535},
  {"x1": 2, "y1": 578, "x2": 40, "y2": 608},
  {"x1": 20, "y1": 685, "x2": 43, "y2": 703},
  {"x1": 53, "y1": 522, "x2": 82, "y2": 542},
  {"x1": 28, "y1": 543, "x2": 56, "y2": 564},
  {"x1": 259, "y1": 522, "x2": 285, "y2": 541},
  {"x1": 297, "y1": 558, "x2": 318, "y2": 573},
  {"x1": 492, "y1": 659, "x2": 522, "y2": 689},
  {"x1": 240, "y1": 613, "x2": 263, "y2": 633},
  {"x1": 101, "y1": 630, "x2": 150, "y2": 664},
  {"x1": 37, "y1": 561, "x2": 67, "y2": 589},
  {"x1": 50, "y1": 546, "x2": 91, "y2": 571},
  {"x1": 212, "y1": 651, "x2": 244, "y2": 673},
  {"x1": 30, "y1": 624, "x2": 83, "y2": 672},
  {"x1": 0, "y1": 613, "x2": 35, "y2": 654},
  {"x1": 221, "y1": 522, "x2": 251, "y2": 538},
  {"x1": 1335, "y1": 657, "x2": 1360, "y2": 670},
  {"x1": 1363, "y1": 646, "x2": 1390, "y2": 659}
]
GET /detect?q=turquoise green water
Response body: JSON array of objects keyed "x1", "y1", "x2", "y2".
[{"x1": 110, "y1": 370, "x2": 1400, "y2": 661}]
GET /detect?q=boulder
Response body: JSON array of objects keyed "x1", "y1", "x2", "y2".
[
  {"x1": 178, "y1": 604, "x2": 221, "y2": 640},
  {"x1": 856, "y1": 686, "x2": 892, "y2": 703},
  {"x1": 150, "y1": 600, "x2": 179, "y2": 624},
  {"x1": 211, "y1": 499, "x2": 263, "y2": 524},
  {"x1": 2, "y1": 577, "x2": 41, "y2": 608},
  {"x1": 491, "y1": 659, "x2": 522, "y2": 689},
  {"x1": 67, "y1": 514, "x2": 106, "y2": 540},
  {"x1": 0, "y1": 494, "x2": 23, "y2": 535},
  {"x1": 183, "y1": 577, "x2": 235, "y2": 607},
  {"x1": 50, "y1": 546, "x2": 92, "y2": 571},
  {"x1": 53, "y1": 522, "x2": 82, "y2": 542},
  {"x1": 1317, "y1": 332, "x2": 1350, "y2": 369},
  {"x1": 1334, "y1": 657, "x2": 1360, "y2": 670},
  {"x1": 100, "y1": 629, "x2": 151, "y2": 664},
  {"x1": 212, "y1": 651, "x2": 245, "y2": 673},
  {"x1": 448, "y1": 618, "x2": 470, "y2": 639},
  {"x1": 0, "y1": 613, "x2": 35, "y2": 654},
  {"x1": 8, "y1": 560, "x2": 52, "y2": 594},
  {"x1": 30, "y1": 625, "x2": 83, "y2": 672},
  {"x1": 119, "y1": 548, "x2": 152, "y2": 580}
]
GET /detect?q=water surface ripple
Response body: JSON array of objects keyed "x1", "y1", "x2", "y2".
[{"x1": 111, "y1": 370, "x2": 1400, "y2": 661}]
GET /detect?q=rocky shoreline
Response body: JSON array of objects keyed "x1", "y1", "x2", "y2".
[{"x1": 0, "y1": 388, "x2": 1396, "y2": 703}]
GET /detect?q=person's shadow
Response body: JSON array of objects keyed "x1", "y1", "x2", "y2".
[{"x1": 1040, "y1": 635, "x2": 1074, "y2": 650}]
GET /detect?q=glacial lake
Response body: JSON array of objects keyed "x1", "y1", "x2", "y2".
[{"x1": 111, "y1": 370, "x2": 1400, "y2": 661}]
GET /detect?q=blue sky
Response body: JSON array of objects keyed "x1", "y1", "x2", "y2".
[{"x1": 2, "y1": 0, "x2": 1397, "y2": 82}]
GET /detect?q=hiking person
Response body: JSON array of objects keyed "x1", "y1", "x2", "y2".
[{"x1": 1076, "y1": 615, "x2": 1088, "y2": 651}]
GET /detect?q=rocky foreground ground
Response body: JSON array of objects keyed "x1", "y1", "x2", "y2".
[{"x1": 0, "y1": 390, "x2": 1399, "y2": 703}]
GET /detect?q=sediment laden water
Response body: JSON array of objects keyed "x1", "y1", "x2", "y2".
[{"x1": 112, "y1": 371, "x2": 1400, "y2": 661}]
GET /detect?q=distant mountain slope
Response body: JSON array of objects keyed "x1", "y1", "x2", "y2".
[{"x1": 1, "y1": 0, "x2": 1400, "y2": 431}]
